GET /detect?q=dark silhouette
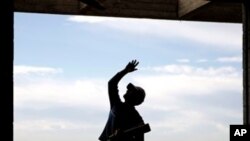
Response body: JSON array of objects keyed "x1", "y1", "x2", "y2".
[{"x1": 99, "y1": 60, "x2": 150, "y2": 141}]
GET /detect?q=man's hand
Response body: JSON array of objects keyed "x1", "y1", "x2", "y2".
[
  {"x1": 108, "y1": 129, "x2": 124, "y2": 141},
  {"x1": 124, "y1": 60, "x2": 139, "y2": 73}
]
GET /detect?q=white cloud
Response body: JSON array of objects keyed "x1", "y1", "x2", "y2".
[
  {"x1": 152, "y1": 109, "x2": 206, "y2": 131},
  {"x1": 196, "y1": 59, "x2": 208, "y2": 63},
  {"x1": 143, "y1": 64, "x2": 241, "y2": 77},
  {"x1": 216, "y1": 56, "x2": 242, "y2": 63},
  {"x1": 14, "y1": 78, "x2": 108, "y2": 109},
  {"x1": 134, "y1": 64, "x2": 242, "y2": 122},
  {"x1": 14, "y1": 119, "x2": 101, "y2": 131},
  {"x1": 68, "y1": 16, "x2": 117, "y2": 23},
  {"x1": 67, "y1": 16, "x2": 242, "y2": 50},
  {"x1": 176, "y1": 59, "x2": 190, "y2": 63},
  {"x1": 14, "y1": 65, "x2": 63, "y2": 75},
  {"x1": 134, "y1": 73, "x2": 241, "y2": 102}
]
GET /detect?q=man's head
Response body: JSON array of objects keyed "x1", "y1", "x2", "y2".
[{"x1": 123, "y1": 83, "x2": 146, "y2": 106}]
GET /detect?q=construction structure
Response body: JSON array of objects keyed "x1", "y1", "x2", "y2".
[{"x1": 1, "y1": 0, "x2": 249, "y2": 141}]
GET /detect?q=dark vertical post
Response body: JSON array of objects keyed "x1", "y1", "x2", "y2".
[
  {"x1": 242, "y1": 1, "x2": 250, "y2": 125},
  {"x1": 0, "y1": 0, "x2": 13, "y2": 140}
]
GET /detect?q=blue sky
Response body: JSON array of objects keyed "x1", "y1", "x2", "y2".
[{"x1": 14, "y1": 12, "x2": 243, "y2": 141}]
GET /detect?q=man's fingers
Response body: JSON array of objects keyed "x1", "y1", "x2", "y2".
[
  {"x1": 131, "y1": 60, "x2": 139, "y2": 65},
  {"x1": 135, "y1": 61, "x2": 139, "y2": 66},
  {"x1": 127, "y1": 60, "x2": 139, "y2": 72}
]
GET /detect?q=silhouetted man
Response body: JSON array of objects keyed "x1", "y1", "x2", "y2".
[{"x1": 99, "y1": 60, "x2": 148, "y2": 141}]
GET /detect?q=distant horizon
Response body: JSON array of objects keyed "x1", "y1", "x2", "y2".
[{"x1": 14, "y1": 12, "x2": 242, "y2": 141}]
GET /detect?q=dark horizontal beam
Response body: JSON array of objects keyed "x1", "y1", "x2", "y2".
[
  {"x1": 14, "y1": 0, "x2": 242, "y2": 23},
  {"x1": 14, "y1": 0, "x2": 178, "y2": 20},
  {"x1": 207, "y1": 0, "x2": 244, "y2": 2}
]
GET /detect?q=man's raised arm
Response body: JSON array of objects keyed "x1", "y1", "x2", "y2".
[{"x1": 108, "y1": 60, "x2": 139, "y2": 108}]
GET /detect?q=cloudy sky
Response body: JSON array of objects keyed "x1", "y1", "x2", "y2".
[{"x1": 14, "y1": 12, "x2": 243, "y2": 141}]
